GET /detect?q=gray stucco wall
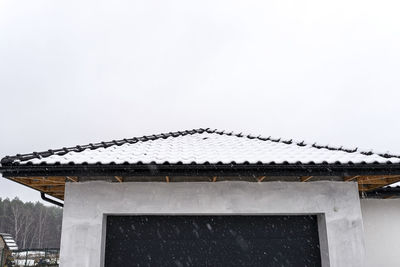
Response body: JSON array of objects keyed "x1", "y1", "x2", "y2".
[
  {"x1": 60, "y1": 181, "x2": 365, "y2": 267},
  {"x1": 361, "y1": 199, "x2": 400, "y2": 267}
]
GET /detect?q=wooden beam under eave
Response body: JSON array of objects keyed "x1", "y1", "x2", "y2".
[
  {"x1": 357, "y1": 175, "x2": 400, "y2": 183},
  {"x1": 114, "y1": 176, "x2": 123, "y2": 183},
  {"x1": 40, "y1": 176, "x2": 66, "y2": 182},
  {"x1": 258, "y1": 176, "x2": 266, "y2": 182},
  {"x1": 300, "y1": 176, "x2": 313, "y2": 182},
  {"x1": 46, "y1": 176, "x2": 68, "y2": 181},
  {"x1": 165, "y1": 176, "x2": 170, "y2": 183},
  {"x1": 32, "y1": 182, "x2": 65, "y2": 186},
  {"x1": 358, "y1": 179, "x2": 390, "y2": 185},
  {"x1": 11, "y1": 177, "x2": 33, "y2": 184},
  {"x1": 12, "y1": 177, "x2": 66, "y2": 187},
  {"x1": 359, "y1": 175, "x2": 400, "y2": 179},
  {"x1": 9, "y1": 177, "x2": 65, "y2": 201},
  {"x1": 344, "y1": 175, "x2": 360, "y2": 181},
  {"x1": 212, "y1": 176, "x2": 217, "y2": 182},
  {"x1": 10, "y1": 177, "x2": 33, "y2": 186},
  {"x1": 12, "y1": 179, "x2": 64, "y2": 186},
  {"x1": 66, "y1": 176, "x2": 78, "y2": 182},
  {"x1": 32, "y1": 184, "x2": 65, "y2": 190},
  {"x1": 41, "y1": 189, "x2": 65, "y2": 194},
  {"x1": 358, "y1": 176, "x2": 400, "y2": 191},
  {"x1": 13, "y1": 176, "x2": 67, "y2": 183},
  {"x1": 358, "y1": 177, "x2": 400, "y2": 185},
  {"x1": 359, "y1": 178, "x2": 400, "y2": 192}
]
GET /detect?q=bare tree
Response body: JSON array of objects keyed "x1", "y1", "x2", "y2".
[
  {"x1": 0, "y1": 198, "x2": 62, "y2": 249},
  {"x1": 20, "y1": 209, "x2": 35, "y2": 248},
  {"x1": 37, "y1": 206, "x2": 49, "y2": 248},
  {"x1": 10, "y1": 202, "x2": 23, "y2": 242}
]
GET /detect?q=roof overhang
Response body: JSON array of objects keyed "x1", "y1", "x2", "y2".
[{"x1": 2, "y1": 163, "x2": 400, "y2": 202}]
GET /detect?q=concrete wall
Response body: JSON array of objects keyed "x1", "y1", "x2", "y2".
[
  {"x1": 361, "y1": 199, "x2": 400, "y2": 267},
  {"x1": 60, "y1": 181, "x2": 365, "y2": 267}
]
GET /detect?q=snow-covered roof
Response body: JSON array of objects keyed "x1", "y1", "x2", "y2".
[
  {"x1": 2, "y1": 128, "x2": 399, "y2": 166},
  {"x1": 0, "y1": 233, "x2": 19, "y2": 251},
  {"x1": 2, "y1": 129, "x2": 400, "y2": 201}
]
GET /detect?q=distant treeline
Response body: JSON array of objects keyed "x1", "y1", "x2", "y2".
[{"x1": 0, "y1": 197, "x2": 62, "y2": 249}]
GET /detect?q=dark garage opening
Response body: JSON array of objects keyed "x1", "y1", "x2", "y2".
[{"x1": 105, "y1": 215, "x2": 321, "y2": 267}]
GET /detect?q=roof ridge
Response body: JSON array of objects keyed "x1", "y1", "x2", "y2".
[{"x1": 1, "y1": 128, "x2": 399, "y2": 166}]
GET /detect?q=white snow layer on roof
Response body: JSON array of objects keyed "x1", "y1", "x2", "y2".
[{"x1": 21, "y1": 132, "x2": 400, "y2": 165}]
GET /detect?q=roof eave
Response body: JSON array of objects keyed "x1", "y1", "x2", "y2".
[
  {"x1": 2, "y1": 163, "x2": 400, "y2": 177},
  {"x1": 364, "y1": 186, "x2": 400, "y2": 198}
]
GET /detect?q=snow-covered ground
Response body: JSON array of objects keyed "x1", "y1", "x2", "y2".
[{"x1": 12, "y1": 250, "x2": 59, "y2": 266}]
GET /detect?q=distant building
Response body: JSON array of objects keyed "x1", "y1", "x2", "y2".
[
  {"x1": 1, "y1": 128, "x2": 400, "y2": 267},
  {"x1": 0, "y1": 233, "x2": 18, "y2": 266}
]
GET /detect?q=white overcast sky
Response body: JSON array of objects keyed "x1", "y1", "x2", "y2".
[{"x1": 1, "y1": 0, "x2": 400, "y2": 203}]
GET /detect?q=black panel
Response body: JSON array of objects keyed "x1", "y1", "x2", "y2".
[{"x1": 105, "y1": 215, "x2": 321, "y2": 267}]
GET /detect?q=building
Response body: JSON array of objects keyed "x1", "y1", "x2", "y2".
[
  {"x1": 1, "y1": 128, "x2": 400, "y2": 267},
  {"x1": 0, "y1": 233, "x2": 18, "y2": 266}
]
